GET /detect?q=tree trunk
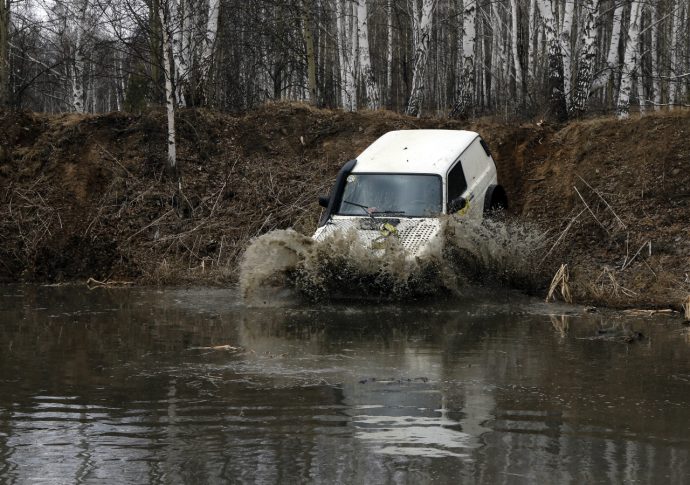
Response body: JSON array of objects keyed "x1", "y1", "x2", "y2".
[
  {"x1": 302, "y1": 4, "x2": 318, "y2": 105},
  {"x1": 669, "y1": 0, "x2": 683, "y2": 109},
  {"x1": 199, "y1": 0, "x2": 220, "y2": 103},
  {"x1": 559, "y1": 0, "x2": 574, "y2": 109},
  {"x1": 159, "y1": 0, "x2": 177, "y2": 171},
  {"x1": 651, "y1": 2, "x2": 661, "y2": 110},
  {"x1": 357, "y1": 0, "x2": 380, "y2": 109},
  {"x1": 617, "y1": 0, "x2": 643, "y2": 119},
  {"x1": 450, "y1": 0, "x2": 476, "y2": 118},
  {"x1": 591, "y1": 2, "x2": 624, "y2": 101},
  {"x1": 147, "y1": 0, "x2": 162, "y2": 104},
  {"x1": 386, "y1": 0, "x2": 394, "y2": 107},
  {"x1": 0, "y1": 0, "x2": 9, "y2": 107},
  {"x1": 510, "y1": 0, "x2": 523, "y2": 105},
  {"x1": 570, "y1": 0, "x2": 600, "y2": 116},
  {"x1": 171, "y1": 0, "x2": 189, "y2": 107},
  {"x1": 71, "y1": 0, "x2": 90, "y2": 113},
  {"x1": 536, "y1": 0, "x2": 567, "y2": 122},
  {"x1": 336, "y1": 0, "x2": 356, "y2": 110},
  {"x1": 527, "y1": 0, "x2": 537, "y2": 85},
  {"x1": 406, "y1": 0, "x2": 437, "y2": 117}
]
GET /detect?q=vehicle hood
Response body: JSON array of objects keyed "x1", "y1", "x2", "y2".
[{"x1": 312, "y1": 216, "x2": 442, "y2": 258}]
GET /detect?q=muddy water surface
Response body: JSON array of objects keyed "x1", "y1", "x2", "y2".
[{"x1": 1, "y1": 286, "x2": 689, "y2": 484}]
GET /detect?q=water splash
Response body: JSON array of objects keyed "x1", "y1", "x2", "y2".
[{"x1": 239, "y1": 217, "x2": 551, "y2": 301}]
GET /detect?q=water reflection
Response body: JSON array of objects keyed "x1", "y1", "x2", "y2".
[{"x1": 0, "y1": 286, "x2": 689, "y2": 484}]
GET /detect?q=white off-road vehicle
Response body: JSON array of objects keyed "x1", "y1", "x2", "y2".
[{"x1": 313, "y1": 130, "x2": 507, "y2": 258}]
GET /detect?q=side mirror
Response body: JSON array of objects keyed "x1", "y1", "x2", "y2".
[
  {"x1": 318, "y1": 195, "x2": 330, "y2": 208},
  {"x1": 448, "y1": 197, "x2": 467, "y2": 213}
]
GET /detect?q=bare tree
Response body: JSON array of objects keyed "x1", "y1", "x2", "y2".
[
  {"x1": 0, "y1": 0, "x2": 9, "y2": 106},
  {"x1": 406, "y1": 0, "x2": 437, "y2": 116},
  {"x1": 159, "y1": 0, "x2": 176, "y2": 170},
  {"x1": 356, "y1": 0, "x2": 379, "y2": 109},
  {"x1": 617, "y1": 0, "x2": 642, "y2": 119}
]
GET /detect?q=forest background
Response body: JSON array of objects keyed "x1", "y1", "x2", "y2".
[{"x1": 1, "y1": 0, "x2": 689, "y2": 125}]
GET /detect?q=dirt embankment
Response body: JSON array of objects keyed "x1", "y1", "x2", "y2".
[{"x1": 1, "y1": 103, "x2": 688, "y2": 308}]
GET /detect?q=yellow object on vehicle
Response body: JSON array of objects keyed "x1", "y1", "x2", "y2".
[
  {"x1": 456, "y1": 200, "x2": 470, "y2": 216},
  {"x1": 371, "y1": 222, "x2": 399, "y2": 249}
]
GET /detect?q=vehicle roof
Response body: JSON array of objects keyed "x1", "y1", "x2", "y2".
[{"x1": 353, "y1": 129, "x2": 479, "y2": 175}]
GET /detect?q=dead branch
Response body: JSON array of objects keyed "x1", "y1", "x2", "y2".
[
  {"x1": 576, "y1": 174, "x2": 627, "y2": 229},
  {"x1": 573, "y1": 186, "x2": 610, "y2": 236}
]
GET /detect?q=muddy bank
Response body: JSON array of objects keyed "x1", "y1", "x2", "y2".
[{"x1": 1, "y1": 103, "x2": 688, "y2": 308}]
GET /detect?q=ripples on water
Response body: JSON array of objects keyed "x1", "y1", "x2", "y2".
[{"x1": 0, "y1": 286, "x2": 689, "y2": 484}]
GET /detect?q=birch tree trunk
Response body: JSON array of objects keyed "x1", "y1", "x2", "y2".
[
  {"x1": 489, "y1": 3, "x2": 503, "y2": 108},
  {"x1": 536, "y1": 0, "x2": 567, "y2": 121},
  {"x1": 591, "y1": 2, "x2": 624, "y2": 99},
  {"x1": 357, "y1": 0, "x2": 380, "y2": 109},
  {"x1": 336, "y1": 0, "x2": 356, "y2": 111},
  {"x1": 510, "y1": 0, "x2": 523, "y2": 104},
  {"x1": 559, "y1": 0, "x2": 574, "y2": 109},
  {"x1": 570, "y1": 0, "x2": 600, "y2": 116},
  {"x1": 617, "y1": 0, "x2": 643, "y2": 119},
  {"x1": 450, "y1": 0, "x2": 476, "y2": 118},
  {"x1": 651, "y1": 3, "x2": 661, "y2": 110},
  {"x1": 669, "y1": 1, "x2": 683, "y2": 108},
  {"x1": 71, "y1": 0, "x2": 90, "y2": 113},
  {"x1": 159, "y1": 0, "x2": 177, "y2": 171},
  {"x1": 0, "y1": 0, "x2": 9, "y2": 107},
  {"x1": 406, "y1": 0, "x2": 437, "y2": 117},
  {"x1": 171, "y1": 0, "x2": 189, "y2": 107},
  {"x1": 350, "y1": 1, "x2": 359, "y2": 110},
  {"x1": 527, "y1": 0, "x2": 537, "y2": 84}
]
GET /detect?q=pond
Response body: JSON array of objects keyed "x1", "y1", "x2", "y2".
[{"x1": 1, "y1": 286, "x2": 689, "y2": 483}]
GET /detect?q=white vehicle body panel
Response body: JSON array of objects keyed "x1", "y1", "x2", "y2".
[{"x1": 355, "y1": 130, "x2": 479, "y2": 176}]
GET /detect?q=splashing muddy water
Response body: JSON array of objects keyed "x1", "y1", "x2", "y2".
[{"x1": 240, "y1": 217, "x2": 551, "y2": 301}]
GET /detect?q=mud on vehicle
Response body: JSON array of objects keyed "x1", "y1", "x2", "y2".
[{"x1": 313, "y1": 130, "x2": 507, "y2": 258}]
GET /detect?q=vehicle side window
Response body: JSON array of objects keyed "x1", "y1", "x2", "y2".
[
  {"x1": 447, "y1": 161, "x2": 467, "y2": 202},
  {"x1": 479, "y1": 138, "x2": 492, "y2": 158}
]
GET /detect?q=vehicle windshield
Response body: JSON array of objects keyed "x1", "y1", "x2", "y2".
[{"x1": 335, "y1": 173, "x2": 442, "y2": 217}]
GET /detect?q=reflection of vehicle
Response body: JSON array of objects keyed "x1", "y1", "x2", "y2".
[{"x1": 314, "y1": 130, "x2": 507, "y2": 257}]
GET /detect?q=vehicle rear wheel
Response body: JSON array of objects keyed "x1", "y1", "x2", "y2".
[{"x1": 483, "y1": 185, "x2": 508, "y2": 216}]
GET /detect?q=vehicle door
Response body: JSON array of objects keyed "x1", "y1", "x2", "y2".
[
  {"x1": 446, "y1": 157, "x2": 468, "y2": 216},
  {"x1": 459, "y1": 138, "x2": 496, "y2": 218}
]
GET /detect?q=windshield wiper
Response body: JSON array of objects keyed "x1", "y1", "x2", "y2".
[
  {"x1": 342, "y1": 199, "x2": 377, "y2": 220},
  {"x1": 342, "y1": 200, "x2": 406, "y2": 218},
  {"x1": 371, "y1": 210, "x2": 406, "y2": 215}
]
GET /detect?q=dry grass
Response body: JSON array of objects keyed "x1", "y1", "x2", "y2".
[
  {"x1": 546, "y1": 264, "x2": 572, "y2": 304},
  {"x1": 683, "y1": 295, "x2": 690, "y2": 322}
]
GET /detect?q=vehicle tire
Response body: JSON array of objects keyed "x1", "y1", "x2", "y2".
[{"x1": 483, "y1": 185, "x2": 508, "y2": 215}]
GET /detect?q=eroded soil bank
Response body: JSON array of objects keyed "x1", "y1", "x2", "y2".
[{"x1": 1, "y1": 103, "x2": 688, "y2": 308}]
